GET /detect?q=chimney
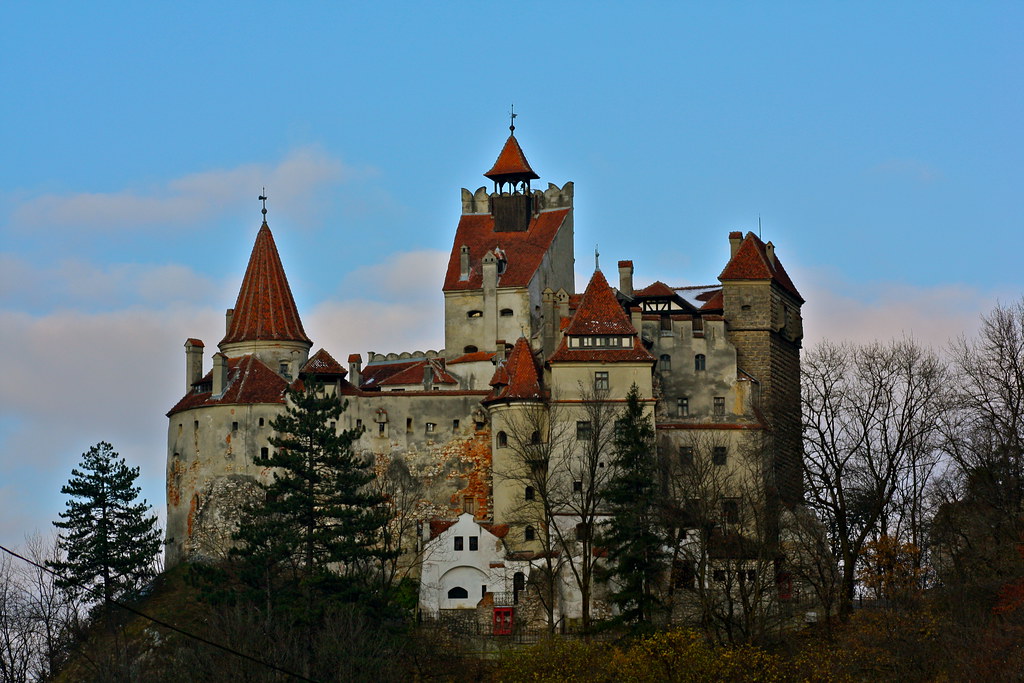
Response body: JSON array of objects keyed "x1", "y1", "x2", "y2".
[
  {"x1": 459, "y1": 245, "x2": 470, "y2": 281},
  {"x1": 184, "y1": 338, "x2": 204, "y2": 393},
  {"x1": 728, "y1": 231, "x2": 744, "y2": 259},
  {"x1": 225, "y1": 308, "x2": 234, "y2": 335},
  {"x1": 618, "y1": 260, "x2": 634, "y2": 296},
  {"x1": 348, "y1": 353, "x2": 362, "y2": 386},
  {"x1": 765, "y1": 241, "x2": 776, "y2": 268},
  {"x1": 495, "y1": 339, "x2": 507, "y2": 362},
  {"x1": 212, "y1": 352, "x2": 228, "y2": 396},
  {"x1": 482, "y1": 250, "x2": 497, "y2": 289},
  {"x1": 556, "y1": 289, "x2": 570, "y2": 322},
  {"x1": 542, "y1": 288, "x2": 555, "y2": 358},
  {"x1": 630, "y1": 306, "x2": 643, "y2": 335},
  {"x1": 422, "y1": 361, "x2": 434, "y2": 391}
]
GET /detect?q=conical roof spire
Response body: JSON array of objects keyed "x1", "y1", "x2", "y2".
[
  {"x1": 220, "y1": 219, "x2": 310, "y2": 346},
  {"x1": 485, "y1": 112, "x2": 539, "y2": 186}
]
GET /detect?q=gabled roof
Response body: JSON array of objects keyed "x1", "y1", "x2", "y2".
[
  {"x1": 700, "y1": 290, "x2": 724, "y2": 310},
  {"x1": 563, "y1": 270, "x2": 637, "y2": 336},
  {"x1": 719, "y1": 231, "x2": 803, "y2": 302},
  {"x1": 634, "y1": 280, "x2": 676, "y2": 298},
  {"x1": 168, "y1": 354, "x2": 288, "y2": 416},
  {"x1": 442, "y1": 209, "x2": 571, "y2": 291},
  {"x1": 221, "y1": 221, "x2": 311, "y2": 346},
  {"x1": 301, "y1": 348, "x2": 347, "y2": 377},
  {"x1": 359, "y1": 358, "x2": 457, "y2": 389},
  {"x1": 485, "y1": 337, "x2": 543, "y2": 404},
  {"x1": 484, "y1": 134, "x2": 539, "y2": 182},
  {"x1": 448, "y1": 350, "x2": 497, "y2": 365}
]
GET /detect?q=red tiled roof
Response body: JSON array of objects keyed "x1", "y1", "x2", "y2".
[
  {"x1": 360, "y1": 358, "x2": 457, "y2": 389},
  {"x1": 700, "y1": 290, "x2": 724, "y2": 310},
  {"x1": 347, "y1": 353, "x2": 361, "y2": 363},
  {"x1": 617, "y1": 260, "x2": 633, "y2": 268},
  {"x1": 429, "y1": 519, "x2": 456, "y2": 540},
  {"x1": 185, "y1": 338, "x2": 204, "y2": 347},
  {"x1": 168, "y1": 355, "x2": 288, "y2": 416},
  {"x1": 484, "y1": 134, "x2": 539, "y2": 182},
  {"x1": 634, "y1": 280, "x2": 676, "y2": 298},
  {"x1": 301, "y1": 348, "x2": 347, "y2": 377},
  {"x1": 719, "y1": 232, "x2": 803, "y2": 302},
  {"x1": 563, "y1": 270, "x2": 636, "y2": 336},
  {"x1": 486, "y1": 337, "x2": 543, "y2": 403},
  {"x1": 448, "y1": 351, "x2": 497, "y2": 365},
  {"x1": 221, "y1": 222, "x2": 311, "y2": 346},
  {"x1": 480, "y1": 522, "x2": 510, "y2": 539},
  {"x1": 442, "y1": 209, "x2": 571, "y2": 291}
]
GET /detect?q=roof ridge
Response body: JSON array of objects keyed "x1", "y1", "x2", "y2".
[{"x1": 563, "y1": 270, "x2": 636, "y2": 336}]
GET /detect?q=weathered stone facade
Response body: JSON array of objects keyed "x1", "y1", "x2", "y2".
[{"x1": 165, "y1": 126, "x2": 804, "y2": 625}]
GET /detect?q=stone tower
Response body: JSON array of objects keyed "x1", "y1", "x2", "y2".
[{"x1": 719, "y1": 231, "x2": 804, "y2": 506}]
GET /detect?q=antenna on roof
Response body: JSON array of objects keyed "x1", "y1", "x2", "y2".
[
  {"x1": 509, "y1": 104, "x2": 517, "y2": 134},
  {"x1": 595, "y1": 244, "x2": 600, "y2": 271},
  {"x1": 259, "y1": 188, "x2": 268, "y2": 222},
  {"x1": 758, "y1": 213, "x2": 762, "y2": 240}
]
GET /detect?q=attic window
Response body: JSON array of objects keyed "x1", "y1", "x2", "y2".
[
  {"x1": 500, "y1": 308, "x2": 514, "y2": 317},
  {"x1": 454, "y1": 536, "x2": 464, "y2": 551},
  {"x1": 469, "y1": 536, "x2": 479, "y2": 551},
  {"x1": 467, "y1": 310, "x2": 483, "y2": 318}
]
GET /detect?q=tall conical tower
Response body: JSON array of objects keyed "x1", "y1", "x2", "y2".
[{"x1": 219, "y1": 212, "x2": 312, "y2": 378}]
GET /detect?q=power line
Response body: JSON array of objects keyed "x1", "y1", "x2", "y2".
[{"x1": 0, "y1": 543, "x2": 317, "y2": 682}]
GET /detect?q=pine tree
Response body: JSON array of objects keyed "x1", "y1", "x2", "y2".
[
  {"x1": 600, "y1": 384, "x2": 668, "y2": 626},
  {"x1": 232, "y1": 377, "x2": 392, "y2": 598},
  {"x1": 50, "y1": 442, "x2": 161, "y2": 612}
]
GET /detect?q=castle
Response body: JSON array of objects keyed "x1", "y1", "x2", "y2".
[{"x1": 166, "y1": 124, "x2": 804, "y2": 623}]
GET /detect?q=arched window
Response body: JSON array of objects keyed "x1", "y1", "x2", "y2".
[
  {"x1": 467, "y1": 310, "x2": 483, "y2": 318},
  {"x1": 530, "y1": 430, "x2": 541, "y2": 444},
  {"x1": 500, "y1": 308, "x2": 514, "y2": 317},
  {"x1": 447, "y1": 586, "x2": 468, "y2": 599},
  {"x1": 694, "y1": 354, "x2": 706, "y2": 371},
  {"x1": 524, "y1": 526, "x2": 535, "y2": 541},
  {"x1": 463, "y1": 345, "x2": 478, "y2": 354},
  {"x1": 660, "y1": 354, "x2": 672, "y2": 372},
  {"x1": 497, "y1": 431, "x2": 508, "y2": 448}
]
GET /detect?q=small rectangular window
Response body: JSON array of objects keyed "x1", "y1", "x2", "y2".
[
  {"x1": 576, "y1": 421, "x2": 592, "y2": 440},
  {"x1": 713, "y1": 396, "x2": 725, "y2": 416},
  {"x1": 713, "y1": 446, "x2": 728, "y2": 466},
  {"x1": 678, "y1": 397, "x2": 689, "y2": 417},
  {"x1": 406, "y1": 418, "x2": 413, "y2": 433},
  {"x1": 722, "y1": 498, "x2": 740, "y2": 524},
  {"x1": 463, "y1": 496, "x2": 475, "y2": 515},
  {"x1": 356, "y1": 419, "x2": 362, "y2": 429},
  {"x1": 482, "y1": 584, "x2": 488, "y2": 597},
  {"x1": 452, "y1": 419, "x2": 460, "y2": 430},
  {"x1": 260, "y1": 447, "x2": 269, "y2": 459},
  {"x1": 378, "y1": 423, "x2": 386, "y2": 436},
  {"x1": 594, "y1": 371, "x2": 609, "y2": 390},
  {"x1": 232, "y1": 421, "x2": 238, "y2": 431},
  {"x1": 259, "y1": 417, "x2": 265, "y2": 427},
  {"x1": 454, "y1": 536, "x2": 464, "y2": 551},
  {"x1": 469, "y1": 536, "x2": 479, "y2": 551},
  {"x1": 525, "y1": 486, "x2": 535, "y2": 501},
  {"x1": 679, "y1": 446, "x2": 694, "y2": 467},
  {"x1": 329, "y1": 421, "x2": 336, "y2": 430},
  {"x1": 525, "y1": 526, "x2": 535, "y2": 541},
  {"x1": 573, "y1": 480, "x2": 583, "y2": 493},
  {"x1": 426, "y1": 422, "x2": 436, "y2": 433},
  {"x1": 575, "y1": 523, "x2": 590, "y2": 541}
]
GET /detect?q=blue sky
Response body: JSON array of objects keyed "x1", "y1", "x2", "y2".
[{"x1": 1, "y1": 2, "x2": 1021, "y2": 546}]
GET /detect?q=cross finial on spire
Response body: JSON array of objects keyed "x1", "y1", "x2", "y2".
[
  {"x1": 259, "y1": 188, "x2": 268, "y2": 222},
  {"x1": 509, "y1": 104, "x2": 517, "y2": 134},
  {"x1": 595, "y1": 244, "x2": 600, "y2": 271}
]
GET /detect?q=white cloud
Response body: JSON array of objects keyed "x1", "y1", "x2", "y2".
[
  {"x1": 8, "y1": 147, "x2": 354, "y2": 231},
  {"x1": 338, "y1": 249, "x2": 448, "y2": 302},
  {"x1": 796, "y1": 267, "x2": 997, "y2": 348},
  {"x1": 0, "y1": 255, "x2": 226, "y2": 311}
]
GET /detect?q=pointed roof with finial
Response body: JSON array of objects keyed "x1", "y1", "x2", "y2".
[
  {"x1": 485, "y1": 337, "x2": 544, "y2": 403},
  {"x1": 484, "y1": 107, "x2": 539, "y2": 183},
  {"x1": 220, "y1": 194, "x2": 311, "y2": 347}
]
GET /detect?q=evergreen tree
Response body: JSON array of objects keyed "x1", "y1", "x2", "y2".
[
  {"x1": 600, "y1": 384, "x2": 669, "y2": 626},
  {"x1": 232, "y1": 377, "x2": 393, "y2": 601},
  {"x1": 50, "y1": 442, "x2": 161, "y2": 612}
]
